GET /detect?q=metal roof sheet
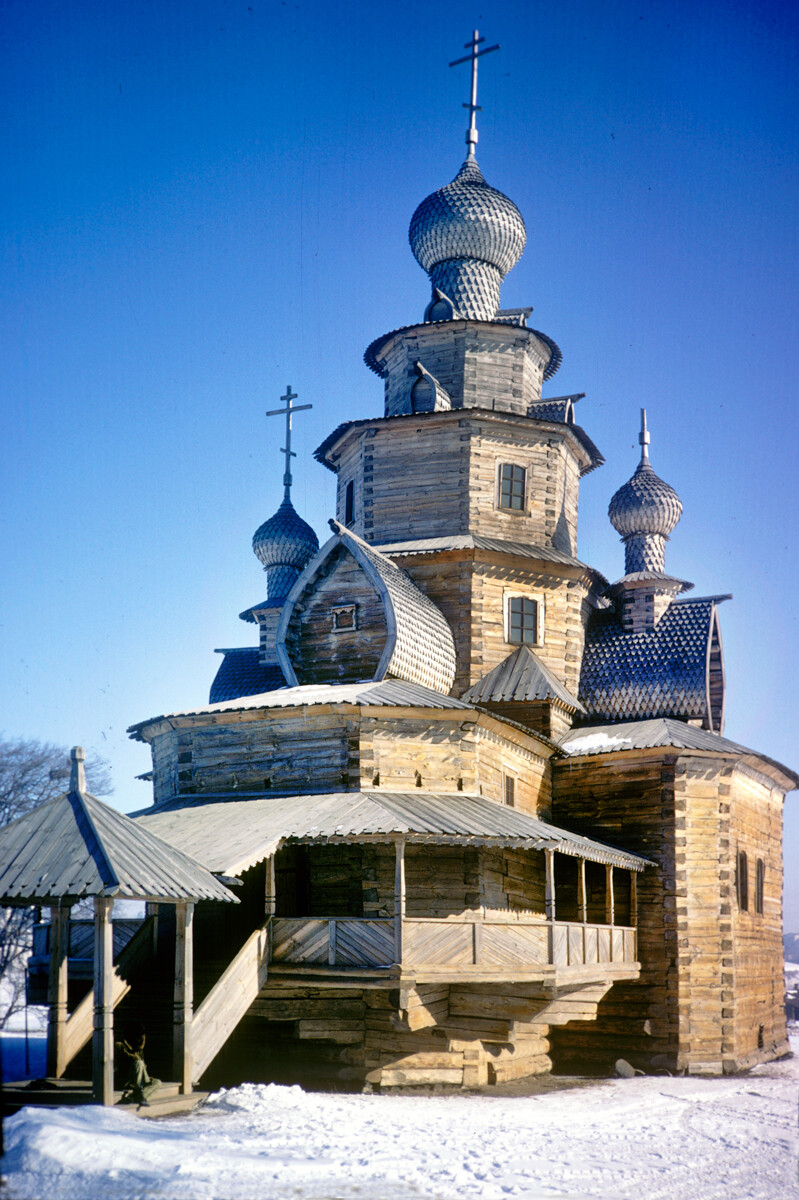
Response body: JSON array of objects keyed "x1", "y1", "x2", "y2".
[
  {"x1": 129, "y1": 679, "x2": 472, "y2": 739},
  {"x1": 132, "y1": 789, "x2": 651, "y2": 875},
  {"x1": 463, "y1": 645, "x2": 586, "y2": 711},
  {"x1": 372, "y1": 532, "x2": 603, "y2": 578},
  {"x1": 0, "y1": 789, "x2": 238, "y2": 904},
  {"x1": 560, "y1": 718, "x2": 799, "y2": 789}
]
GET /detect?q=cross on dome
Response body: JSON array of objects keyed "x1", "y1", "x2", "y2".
[
  {"x1": 449, "y1": 29, "x2": 500, "y2": 160},
  {"x1": 265, "y1": 385, "x2": 313, "y2": 502}
]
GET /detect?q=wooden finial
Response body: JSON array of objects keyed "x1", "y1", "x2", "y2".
[{"x1": 70, "y1": 746, "x2": 86, "y2": 793}]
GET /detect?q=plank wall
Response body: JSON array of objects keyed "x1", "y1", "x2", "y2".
[
  {"x1": 147, "y1": 711, "x2": 355, "y2": 801},
  {"x1": 286, "y1": 547, "x2": 387, "y2": 684},
  {"x1": 550, "y1": 751, "x2": 678, "y2": 1072},
  {"x1": 375, "y1": 322, "x2": 548, "y2": 417},
  {"x1": 729, "y1": 767, "x2": 788, "y2": 1065}
]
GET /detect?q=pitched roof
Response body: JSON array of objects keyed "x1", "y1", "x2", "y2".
[
  {"x1": 133, "y1": 789, "x2": 651, "y2": 877},
  {"x1": 0, "y1": 788, "x2": 237, "y2": 904},
  {"x1": 373, "y1": 532, "x2": 605, "y2": 579},
  {"x1": 559, "y1": 718, "x2": 799, "y2": 790},
  {"x1": 129, "y1": 679, "x2": 472, "y2": 740},
  {"x1": 462, "y1": 645, "x2": 585, "y2": 712},
  {"x1": 276, "y1": 523, "x2": 457, "y2": 695},
  {"x1": 209, "y1": 649, "x2": 285, "y2": 704},
  {"x1": 579, "y1": 598, "x2": 723, "y2": 726}
]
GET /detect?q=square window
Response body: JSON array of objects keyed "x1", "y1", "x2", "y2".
[
  {"x1": 499, "y1": 463, "x2": 526, "y2": 512},
  {"x1": 332, "y1": 606, "x2": 356, "y2": 632},
  {"x1": 508, "y1": 596, "x2": 539, "y2": 645}
]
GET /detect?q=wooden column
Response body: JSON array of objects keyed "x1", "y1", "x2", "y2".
[
  {"x1": 394, "y1": 838, "x2": 406, "y2": 965},
  {"x1": 605, "y1": 865, "x2": 615, "y2": 926},
  {"x1": 578, "y1": 860, "x2": 587, "y2": 924},
  {"x1": 264, "y1": 855, "x2": 276, "y2": 917},
  {"x1": 173, "y1": 901, "x2": 194, "y2": 1095},
  {"x1": 46, "y1": 904, "x2": 70, "y2": 1078},
  {"x1": 630, "y1": 871, "x2": 638, "y2": 926},
  {"x1": 92, "y1": 895, "x2": 114, "y2": 1105},
  {"x1": 544, "y1": 850, "x2": 556, "y2": 921}
]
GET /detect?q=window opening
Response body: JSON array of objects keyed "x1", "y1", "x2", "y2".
[
  {"x1": 504, "y1": 775, "x2": 515, "y2": 807},
  {"x1": 332, "y1": 605, "x2": 357, "y2": 632},
  {"x1": 508, "y1": 596, "x2": 539, "y2": 645},
  {"x1": 755, "y1": 858, "x2": 765, "y2": 915},
  {"x1": 737, "y1": 850, "x2": 749, "y2": 912},
  {"x1": 498, "y1": 463, "x2": 526, "y2": 512},
  {"x1": 344, "y1": 480, "x2": 355, "y2": 526}
]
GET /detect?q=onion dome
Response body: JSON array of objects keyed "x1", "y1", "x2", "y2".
[
  {"x1": 253, "y1": 498, "x2": 319, "y2": 604},
  {"x1": 608, "y1": 411, "x2": 682, "y2": 575},
  {"x1": 409, "y1": 158, "x2": 526, "y2": 321}
]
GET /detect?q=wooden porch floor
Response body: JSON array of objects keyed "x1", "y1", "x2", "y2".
[{"x1": 2, "y1": 1078, "x2": 208, "y2": 1118}]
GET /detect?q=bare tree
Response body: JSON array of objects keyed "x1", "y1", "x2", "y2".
[{"x1": 0, "y1": 736, "x2": 113, "y2": 1027}]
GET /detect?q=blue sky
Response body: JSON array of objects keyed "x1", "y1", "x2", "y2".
[{"x1": 3, "y1": 1, "x2": 798, "y2": 919}]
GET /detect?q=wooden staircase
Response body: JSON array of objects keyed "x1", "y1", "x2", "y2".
[{"x1": 190, "y1": 922, "x2": 271, "y2": 1082}]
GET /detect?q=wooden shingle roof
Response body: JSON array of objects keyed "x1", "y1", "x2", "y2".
[
  {"x1": 579, "y1": 598, "x2": 725, "y2": 727},
  {"x1": 0, "y1": 787, "x2": 238, "y2": 904},
  {"x1": 209, "y1": 649, "x2": 284, "y2": 704}
]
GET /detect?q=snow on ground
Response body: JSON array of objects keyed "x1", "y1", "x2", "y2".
[{"x1": 3, "y1": 1036, "x2": 798, "y2": 1200}]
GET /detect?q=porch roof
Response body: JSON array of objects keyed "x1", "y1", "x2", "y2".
[
  {"x1": 132, "y1": 790, "x2": 651, "y2": 878},
  {"x1": 0, "y1": 787, "x2": 238, "y2": 905}
]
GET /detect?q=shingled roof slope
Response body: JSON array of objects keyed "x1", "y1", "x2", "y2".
[
  {"x1": 209, "y1": 649, "x2": 285, "y2": 704},
  {"x1": 463, "y1": 645, "x2": 585, "y2": 712},
  {"x1": 579, "y1": 598, "x2": 722, "y2": 725}
]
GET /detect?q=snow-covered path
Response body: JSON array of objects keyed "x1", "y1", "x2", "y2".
[{"x1": 3, "y1": 1045, "x2": 798, "y2": 1200}]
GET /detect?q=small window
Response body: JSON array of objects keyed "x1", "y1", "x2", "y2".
[
  {"x1": 344, "y1": 480, "x2": 355, "y2": 527},
  {"x1": 755, "y1": 859, "x2": 765, "y2": 915},
  {"x1": 504, "y1": 776, "x2": 515, "y2": 808},
  {"x1": 737, "y1": 850, "x2": 749, "y2": 912},
  {"x1": 498, "y1": 463, "x2": 526, "y2": 512},
  {"x1": 332, "y1": 605, "x2": 356, "y2": 632},
  {"x1": 508, "y1": 596, "x2": 539, "y2": 645}
]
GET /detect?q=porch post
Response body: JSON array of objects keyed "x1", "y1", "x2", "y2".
[
  {"x1": 394, "y1": 837, "x2": 406, "y2": 965},
  {"x1": 264, "y1": 855, "x2": 276, "y2": 917},
  {"x1": 605, "y1": 865, "x2": 615, "y2": 926},
  {"x1": 173, "y1": 901, "x2": 194, "y2": 1094},
  {"x1": 578, "y1": 860, "x2": 587, "y2": 924},
  {"x1": 92, "y1": 895, "x2": 115, "y2": 1105},
  {"x1": 544, "y1": 850, "x2": 556, "y2": 921},
  {"x1": 630, "y1": 871, "x2": 638, "y2": 959},
  {"x1": 46, "y1": 903, "x2": 70, "y2": 1078}
]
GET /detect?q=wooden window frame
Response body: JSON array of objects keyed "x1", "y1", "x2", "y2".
[
  {"x1": 332, "y1": 605, "x2": 357, "y2": 633},
  {"x1": 344, "y1": 480, "x2": 355, "y2": 527},
  {"x1": 503, "y1": 774, "x2": 516, "y2": 808},
  {"x1": 496, "y1": 462, "x2": 527, "y2": 514},
  {"x1": 504, "y1": 592, "x2": 543, "y2": 646},
  {"x1": 737, "y1": 849, "x2": 749, "y2": 912},
  {"x1": 755, "y1": 858, "x2": 765, "y2": 916}
]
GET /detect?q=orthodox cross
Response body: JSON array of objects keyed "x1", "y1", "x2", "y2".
[
  {"x1": 639, "y1": 408, "x2": 650, "y2": 464},
  {"x1": 265, "y1": 385, "x2": 312, "y2": 502},
  {"x1": 450, "y1": 29, "x2": 500, "y2": 159}
]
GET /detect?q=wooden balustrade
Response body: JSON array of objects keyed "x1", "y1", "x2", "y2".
[{"x1": 270, "y1": 915, "x2": 637, "y2": 971}]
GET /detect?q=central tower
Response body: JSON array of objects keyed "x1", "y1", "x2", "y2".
[{"x1": 314, "y1": 33, "x2": 603, "y2": 730}]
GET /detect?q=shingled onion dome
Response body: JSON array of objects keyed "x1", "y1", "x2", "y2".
[
  {"x1": 409, "y1": 157, "x2": 526, "y2": 322},
  {"x1": 253, "y1": 498, "x2": 319, "y2": 605},
  {"x1": 608, "y1": 411, "x2": 682, "y2": 575}
]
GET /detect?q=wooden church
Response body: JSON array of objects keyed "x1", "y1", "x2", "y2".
[{"x1": 11, "y1": 34, "x2": 796, "y2": 1098}]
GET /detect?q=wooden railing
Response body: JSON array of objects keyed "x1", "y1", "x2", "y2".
[
  {"x1": 270, "y1": 915, "x2": 637, "y2": 972},
  {"x1": 190, "y1": 923, "x2": 271, "y2": 1081}
]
